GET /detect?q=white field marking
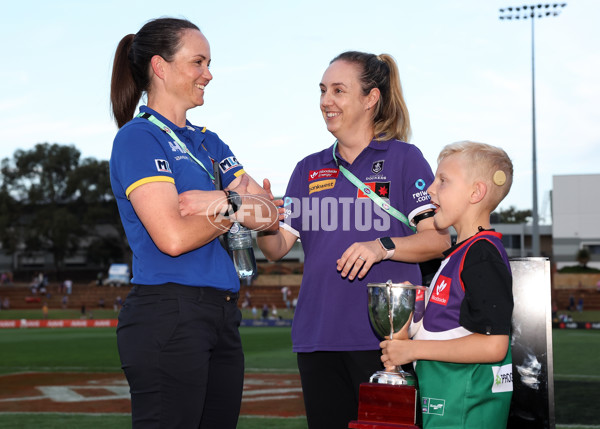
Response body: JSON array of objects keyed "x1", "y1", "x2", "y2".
[
  {"x1": 243, "y1": 395, "x2": 301, "y2": 402},
  {"x1": 0, "y1": 385, "x2": 130, "y2": 403},
  {"x1": 557, "y1": 425, "x2": 600, "y2": 429},
  {"x1": 243, "y1": 387, "x2": 303, "y2": 397},
  {"x1": 554, "y1": 373, "x2": 600, "y2": 381}
]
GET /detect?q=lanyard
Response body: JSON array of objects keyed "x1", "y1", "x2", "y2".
[
  {"x1": 137, "y1": 112, "x2": 215, "y2": 182},
  {"x1": 332, "y1": 140, "x2": 416, "y2": 232}
]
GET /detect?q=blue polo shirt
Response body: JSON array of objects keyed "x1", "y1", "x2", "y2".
[
  {"x1": 282, "y1": 139, "x2": 435, "y2": 352},
  {"x1": 110, "y1": 106, "x2": 244, "y2": 290}
]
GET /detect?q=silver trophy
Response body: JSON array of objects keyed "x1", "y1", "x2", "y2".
[{"x1": 367, "y1": 280, "x2": 425, "y2": 386}]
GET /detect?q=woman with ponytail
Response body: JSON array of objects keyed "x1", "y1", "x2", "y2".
[
  {"x1": 257, "y1": 52, "x2": 450, "y2": 428},
  {"x1": 109, "y1": 17, "x2": 278, "y2": 429}
]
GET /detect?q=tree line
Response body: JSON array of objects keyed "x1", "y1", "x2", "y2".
[
  {"x1": 0, "y1": 143, "x2": 532, "y2": 278},
  {"x1": 0, "y1": 143, "x2": 128, "y2": 277}
]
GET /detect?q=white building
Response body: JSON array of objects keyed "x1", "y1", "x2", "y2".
[{"x1": 552, "y1": 174, "x2": 600, "y2": 269}]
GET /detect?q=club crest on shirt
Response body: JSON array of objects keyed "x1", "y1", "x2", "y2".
[
  {"x1": 155, "y1": 159, "x2": 172, "y2": 173},
  {"x1": 357, "y1": 182, "x2": 390, "y2": 199},
  {"x1": 430, "y1": 275, "x2": 451, "y2": 306},
  {"x1": 372, "y1": 160, "x2": 384, "y2": 174}
]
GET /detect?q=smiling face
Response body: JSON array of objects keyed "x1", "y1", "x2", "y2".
[
  {"x1": 427, "y1": 154, "x2": 474, "y2": 234},
  {"x1": 319, "y1": 60, "x2": 373, "y2": 141},
  {"x1": 161, "y1": 29, "x2": 212, "y2": 111}
]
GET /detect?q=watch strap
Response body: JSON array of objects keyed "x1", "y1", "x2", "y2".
[{"x1": 377, "y1": 237, "x2": 395, "y2": 260}]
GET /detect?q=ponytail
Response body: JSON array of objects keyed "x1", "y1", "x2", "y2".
[{"x1": 110, "y1": 34, "x2": 140, "y2": 128}]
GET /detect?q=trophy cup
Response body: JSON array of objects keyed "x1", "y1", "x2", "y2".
[{"x1": 348, "y1": 280, "x2": 425, "y2": 429}]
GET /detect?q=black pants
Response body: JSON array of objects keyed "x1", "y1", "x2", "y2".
[
  {"x1": 117, "y1": 284, "x2": 243, "y2": 429},
  {"x1": 297, "y1": 350, "x2": 383, "y2": 429}
]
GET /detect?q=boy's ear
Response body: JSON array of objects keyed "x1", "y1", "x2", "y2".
[{"x1": 471, "y1": 181, "x2": 487, "y2": 204}]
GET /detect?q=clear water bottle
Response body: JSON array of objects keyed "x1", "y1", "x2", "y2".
[{"x1": 227, "y1": 222, "x2": 257, "y2": 279}]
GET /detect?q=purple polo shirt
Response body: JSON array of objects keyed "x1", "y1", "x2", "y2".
[{"x1": 282, "y1": 139, "x2": 435, "y2": 352}]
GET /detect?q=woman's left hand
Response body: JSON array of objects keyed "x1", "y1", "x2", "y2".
[{"x1": 336, "y1": 240, "x2": 385, "y2": 281}]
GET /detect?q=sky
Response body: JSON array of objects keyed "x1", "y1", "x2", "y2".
[{"x1": 2, "y1": 0, "x2": 598, "y2": 224}]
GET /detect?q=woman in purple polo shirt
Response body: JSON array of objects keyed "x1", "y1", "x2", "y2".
[{"x1": 257, "y1": 51, "x2": 450, "y2": 429}]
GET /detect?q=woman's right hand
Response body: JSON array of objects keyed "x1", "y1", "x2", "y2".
[{"x1": 178, "y1": 189, "x2": 228, "y2": 217}]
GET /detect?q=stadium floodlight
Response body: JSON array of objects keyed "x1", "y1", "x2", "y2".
[{"x1": 498, "y1": 3, "x2": 567, "y2": 256}]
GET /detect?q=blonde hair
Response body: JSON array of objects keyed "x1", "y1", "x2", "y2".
[
  {"x1": 330, "y1": 51, "x2": 411, "y2": 142},
  {"x1": 438, "y1": 141, "x2": 513, "y2": 210}
]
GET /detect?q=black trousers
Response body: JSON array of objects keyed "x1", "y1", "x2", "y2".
[
  {"x1": 117, "y1": 284, "x2": 243, "y2": 429},
  {"x1": 297, "y1": 350, "x2": 384, "y2": 429}
]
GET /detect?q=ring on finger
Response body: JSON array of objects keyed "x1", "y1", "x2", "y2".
[{"x1": 358, "y1": 256, "x2": 366, "y2": 261}]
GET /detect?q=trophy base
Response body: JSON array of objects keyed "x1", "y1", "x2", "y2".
[
  {"x1": 348, "y1": 383, "x2": 418, "y2": 429},
  {"x1": 369, "y1": 370, "x2": 415, "y2": 386}
]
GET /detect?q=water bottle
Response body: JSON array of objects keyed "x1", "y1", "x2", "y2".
[{"x1": 227, "y1": 222, "x2": 257, "y2": 279}]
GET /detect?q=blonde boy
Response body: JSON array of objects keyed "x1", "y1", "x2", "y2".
[{"x1": 380, "y1": 141, "x2": 514, "y2": 428}]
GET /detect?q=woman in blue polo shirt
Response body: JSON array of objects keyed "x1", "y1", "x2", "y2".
[
  {"x1": 109, "y1": 18, "x2": 277, "y2": 429},
  {"x1": 257, "y1": 52, "x2": 450, "y2": 428}
]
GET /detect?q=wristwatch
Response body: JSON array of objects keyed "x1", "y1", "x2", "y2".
[
  {"x1": 226, "y1": 190, "x2": 243, "y2": 215},
  {"x1": 377, "y1": 237, "x2": 396, "y2": 260}
]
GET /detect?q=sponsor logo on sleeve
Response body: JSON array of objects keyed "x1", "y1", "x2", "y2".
[
  {"x1": 308, "y1": 168, "x2": 339, "y2": 182},
  {"x1": 492, "y1": 364, "x2": 513, "y2": 393},
  {"x1": 430, "y1": 275, "x2": 451, "y2": 306},
  {"x1": 357, "y1": 182, "x2": 390, "y2": 199},
  {"x1": 219, "y1": 156, "x2": 241, "y2": 174},
  {"x1": 309, "y1": 179, "x2": 336, "y2": 194},
  {"x1": 155, "y1": 159, "x2": 172, "y2": 173}
]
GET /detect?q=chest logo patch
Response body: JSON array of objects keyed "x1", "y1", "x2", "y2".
[
  {"x1": 430, "y1": 275, "x2": 451, "y2": 306},
  {"x1": 372, "y1": 160, "x2": 384, "y2": 174},
  {"x1": 308, "y1": 168, "x2": 339, "y2": 182},
  {"x1": 357, "y1": 182, "x2": 390, "y2": 199},
  {"x1": 309, "y1": 179, "x2": 336, "y2": 194},
  {"x1": 155, "y1": 159, "x2": 172, "y2": 173}
]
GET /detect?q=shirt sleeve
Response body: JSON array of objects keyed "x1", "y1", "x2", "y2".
[
  {"x1": 111, "y1": 123, "x2": 175, "y2": 199},
  {"x1": 459, "y1": 240, "x2": 513, "y2": 335},
  {"x1": 203, "y1": 130, "x2": 245, "y2": 189},
  {"x1": 402, "y1": 145, "x2": 436, "y2": 223}
]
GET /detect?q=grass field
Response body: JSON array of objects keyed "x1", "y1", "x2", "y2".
[{"x1": 0, "y1": 311, "x2": 599, "y2": 428}]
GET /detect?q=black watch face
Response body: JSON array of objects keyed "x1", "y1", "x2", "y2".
[
  {"x1": 228, "y1": 191, "x2": 242, "y2": 211},
  {"x1": 380, "y1": 237, "x2": 395, "y2": 250}
]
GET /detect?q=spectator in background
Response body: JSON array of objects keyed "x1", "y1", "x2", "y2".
[
  {"x1": 568, "y1": 293, "x2": 575, "y2": 311},
  {"x1": 2, "y1": 296, "x2": 9, "y2": 310},
  {"x1": 577, "y1": 295, "x2": 584, "y2": 313},
  {"x1": 61, "y1": 295, "x2": 68, "y2": 309},
  {"x1": 63, "y1": 279, "x2": 73, "y2": 295},
  {"x1": 42, "y1": 302, "x2": 49, "y2": 320}
]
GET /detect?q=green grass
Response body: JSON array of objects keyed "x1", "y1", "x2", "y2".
[
  {"x1": 0, "y1": 308, "x2": 120, "y2": 320},
  {"x1": 553, "y1": 330, "x2": 600, "y2": 427},
  {"x1": 0, "y1": 322, "x2": 598, "y2": 429}
]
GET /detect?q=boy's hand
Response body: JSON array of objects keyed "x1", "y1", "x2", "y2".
[{"x1": 380, "y1": 338, "x2": 414, "y2": 368}]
